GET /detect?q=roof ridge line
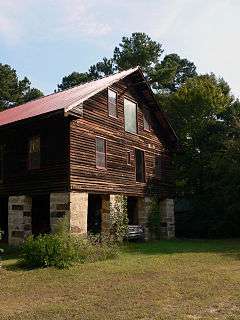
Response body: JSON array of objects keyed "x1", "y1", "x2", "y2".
[{"x1": 0, "y1": 67, "x2": 140, "y2": 115}]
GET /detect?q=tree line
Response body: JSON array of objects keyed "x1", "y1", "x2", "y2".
[{"x1": 1, "y1": 32, "x2": 240, "y2": 238}]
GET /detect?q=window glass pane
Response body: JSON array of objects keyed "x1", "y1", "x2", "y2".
[
  {"x1": 108, "y1": 89, "x2": 117, "y2": 117},
  {"x1": 96, "y1": 152, "x2": 106, "y2": 168},
  {"x1": 124, "y1": 99, "x2": 137, "y2": 133},
  {"x1": 96, "y1": 137, "x2": 106, "y2": 168},
  {"x1": 96, "y1": 137, "x2": 105, "y2": 153},
  {"x1": 30, "y1": 153, "x2": 41, "y2": 169},
  {"x1": 30, "y1": 136, "x2": 40, "y2": 153},
  {"x1": 29, "y1": 136, "x2": 40, "y2": 169},
  {"x1": 143, "y1": 113, "x2": 150, "y2": 131},
  {"x1": 135, "y1": 149, "x2": 145, "y2": 182}
]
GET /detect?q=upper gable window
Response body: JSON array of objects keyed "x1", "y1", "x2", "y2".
[
  {"x1": 143, "y1": 113, "x2": 150, "y2": 131},
  {"x1": 0, "y1": 145, "x2": 3, "y2": 182},
  {"x1": 29, "y1": 136, "x2": 40, "y2": 170},
  {"x1": 124, "y1": 98, "x2": 137, "y2": 133},
  {"x1": 108, "y1": 89, "x2": 117, "y2": 118}
]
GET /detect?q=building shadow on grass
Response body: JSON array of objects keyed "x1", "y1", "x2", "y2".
[
  {"x1": 0, "y1": 243, "x2": 29, "y2": 272},
  {"x1": 122, "y1": 238, "x2": 240, "y2": 257}
]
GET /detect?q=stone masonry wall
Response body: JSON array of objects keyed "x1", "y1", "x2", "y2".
[
  {"x1": 101, "y1": 194, "x2": 126, "y2": 236},
  {"x1": 50, "y1": 192, "x2": 88, "y2": 235},
  {"x1": 137, "y1": 197, "x2": 175, "y2": 240},
  {"x1": 50, "y1": 193, "x2": 70, "y2": 233},
  {"x1": 69, "y1": 192, "x2": 88, "y2": 235},
  {"x1": 101, "y1": 194, "x2": 110, "y2": 234},
  {"x1": 8, "y1": 195, "x2": 32, "y2": 246},
  {"x1": 159, "y1": 199, "x2": 175, "y2": 239},
  {"x1": 138, "y1": 197, "x2": 151, "y2": 240}
]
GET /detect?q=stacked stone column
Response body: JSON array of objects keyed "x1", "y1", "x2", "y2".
[
  {"x1": 101, "y1": 194, "x2": 110, "y2": 234},
  {"x1": 69, "y1": 192, "x2": 88, "y2": 235},
  {"x1": 137, "y1": 197, "x2": 175, "y2": 240},
  {"x1": 50, "y1": 192, "x2": 88, "y2": 235},
  {"x1": 8, "y1": 195, "x2": 32, "y2": 246},
  {"x1": 159, "y1": 199, "x2": 175, "y2": 239},
  {"x1": 7, "y1": 192, "x2": 175, "y2": 245},
  {"x1": 101, "y1": 194, "x2": 126, "y2": 236}
]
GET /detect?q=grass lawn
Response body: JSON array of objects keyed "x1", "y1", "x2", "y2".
[{"x1": 0, "y1": 239, "x2": 240, "y2": 320}]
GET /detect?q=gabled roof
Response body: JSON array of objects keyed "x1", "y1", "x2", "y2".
[
  {"x1": 0, "y1": 66, "x2": 178, "y2": 145},
  {"x1": 0, "y1": 67, "x2": 139, "y2": 127}
]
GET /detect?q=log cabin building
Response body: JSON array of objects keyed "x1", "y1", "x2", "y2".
[{"x1": 0, "y1": 67, "x2": 178, "y2": 245}]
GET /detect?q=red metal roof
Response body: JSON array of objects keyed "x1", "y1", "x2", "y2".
[{"x1": 0, "y1": 67, "x2": 139, "y2": 127}]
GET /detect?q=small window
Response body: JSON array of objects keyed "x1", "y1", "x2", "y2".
[
  {"x1": 96, "y1": 137, "x2": 106, "y2": 169},
  {"x1": 127, "y1": 151, "x2": 131, "y2": 165},
  {"x1": 135, "y1": 149, "x2": 145, "y2": 182},
  {"x1": 143, "y1": 113, "x2": 150, "y2": 131},
  {"x1": 108, "y1": 89, "x2": 117, "y2": 118},
  {"x1": 29, "y1": 136, "x2": 40, "y2": 170},
  {"x1": 0, "y1": 145, "x2": 3, "y2": 182},
  {"x1": 124, "y1": 98, "x2": 137, "y2": 133}
]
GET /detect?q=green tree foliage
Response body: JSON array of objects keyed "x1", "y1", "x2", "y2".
[
  {"x1": 57, "y1": 32, "x2": 195, "y2": 92},
  {"x1": 0, "y1": 63, "x2": 43, "y2": 110},
  {"x1": 57, "y1": 59, "x2": 115, "y2": 91},
  {"x1": 161, "y1": 74, "x2": 240, "y2": 237},
  {"x1": 151, "y1": 53, "x2": 197, "y2": 92},
  {"x1": 113, "y1": 32, "x2": 163, "y2": 73},
  {"x1": 57, "y1": 31, "x2": 240, "y2": 238},
  {"x1": 57, "y1": 71, "x2": 93, "y2": 91},
  {"x1": 88, "y1": 57, "x2": 115, "y2": 79}
]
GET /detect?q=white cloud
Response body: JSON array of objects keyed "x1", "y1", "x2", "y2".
[
  {"x1": 0, "y1": 0, "x2": 239, "y2": 95},
  {"x1": 0, "y1": 0, "x2": 29, "y2": 44},
  {"x1": 0, "y1": 0, "x2": 112, "y2": 45},
  {"x1": 56, "y1": 0, "x2": 111, "y2": 38}
]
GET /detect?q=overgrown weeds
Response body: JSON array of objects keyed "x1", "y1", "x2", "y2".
[{"x1": 21, "y1": 229, "x2": 119, "y2": 269}]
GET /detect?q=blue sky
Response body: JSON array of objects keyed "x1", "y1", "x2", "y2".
[{"x1": 0, "y1": 0, "x2": 239, "y2": 96}]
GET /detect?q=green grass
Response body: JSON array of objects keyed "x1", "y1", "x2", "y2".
[{"x1": 0, "y1": 239, "x2": 240, "y2": 320}]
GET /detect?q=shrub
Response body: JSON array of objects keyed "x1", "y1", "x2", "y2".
[
  {"x1": 21, "y1": 233, "x2": 77, "y2": 269},
  {"x1": 21, "y1": 230, "x2": 119, "y2": 269},
  {"x1": 75, "y1": 234, "x2": 119, "y2": 263}
]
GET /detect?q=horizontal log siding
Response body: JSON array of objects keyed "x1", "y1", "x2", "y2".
[
  {"x1": 70, "y1": 79, "x2": 174, "y2": 197},
  {"x1": 0, "y1": 113, "x2": 69, "y2": 196}
]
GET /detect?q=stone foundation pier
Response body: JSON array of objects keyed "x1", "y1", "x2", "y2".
[
  {"x1": 8, "y1": 195, "x2": 32, "y2": 246},
  {"x1": 50, "y1": 192, "x2": 88, "y2": 235}
]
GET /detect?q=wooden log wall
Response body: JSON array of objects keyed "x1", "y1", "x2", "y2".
[
  {"x1": 0, "y1": 112, "x2": 69, "y2": 196},
  {"x1": 70, "y1": 78, "x2": 174, "y2": 198}
]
